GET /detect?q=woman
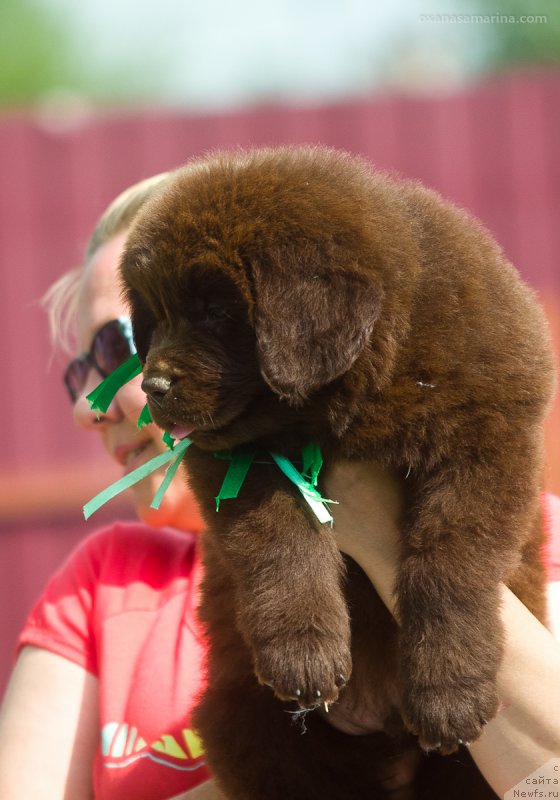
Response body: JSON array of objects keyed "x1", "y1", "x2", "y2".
[
  {"x1": 0, "y1": 171, "x2": 558, "y2": 800},
  {"x1": 0, "y1": 174, "x2": 218, "y2": 800}
]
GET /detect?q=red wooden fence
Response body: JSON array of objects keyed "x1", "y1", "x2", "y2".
[{"x1": 1, "y1": 69, "x2": 559, "y2": 694}]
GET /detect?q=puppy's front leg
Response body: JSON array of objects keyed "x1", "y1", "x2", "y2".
[
  {"x1": 217, "y1": 483, "x2": 352, "y2": 709},
  {"x1": 396, "y1": 458, "x2": 541, "y2": 754}
]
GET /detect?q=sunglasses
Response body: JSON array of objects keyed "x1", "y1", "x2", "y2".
[{"x1": 64, "y1": 317, "x2": 137, "y2": 403}]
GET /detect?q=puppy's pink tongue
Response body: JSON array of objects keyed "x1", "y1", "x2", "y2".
[{"x1": 170, "y1": 424, "x2": 195, "y2": 440}]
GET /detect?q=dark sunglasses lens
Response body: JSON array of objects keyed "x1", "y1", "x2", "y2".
[
  {"x1": 92, "y1": 320, "x2": 134, "y2": 374},
  {"x1": 64, "y1": 358, "x2": 90, "y2": 403}
]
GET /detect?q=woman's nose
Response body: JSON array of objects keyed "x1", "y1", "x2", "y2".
[{"x1": 73, "y1": 367, "x2": 122, "y2": 430}]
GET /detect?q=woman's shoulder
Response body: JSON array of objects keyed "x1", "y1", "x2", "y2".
[{"x1": 17, "y1": 521, "x2": 201, "y2": 671}]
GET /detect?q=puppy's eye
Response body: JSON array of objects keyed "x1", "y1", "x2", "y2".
[{"x1": 205, "y1": 304, "x2": 232, "y2": 322}]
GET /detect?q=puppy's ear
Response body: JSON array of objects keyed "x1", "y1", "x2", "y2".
[
  {"x1": 121, "y1": 286, "x2": 157, "y2": 365},
  {"x1": 250, "y1": 257, "x2": 381, "y2": 404}
]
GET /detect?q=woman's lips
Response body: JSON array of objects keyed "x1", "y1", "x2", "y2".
[{"x1": 114, "y1": 440, "x2": 153, "y2": 474}]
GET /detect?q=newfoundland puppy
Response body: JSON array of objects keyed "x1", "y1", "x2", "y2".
[{"x1": 120, "y1": 146, "x2": 555, "y2": 799}]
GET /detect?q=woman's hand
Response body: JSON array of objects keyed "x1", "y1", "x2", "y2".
[
  {"x1": 322, "y1": 460, "x2": 560, "y2": 796},
  {"x1": 323, "y1": 460, "x2": 403, "y2": 614}
]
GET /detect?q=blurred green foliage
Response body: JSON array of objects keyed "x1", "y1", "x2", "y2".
[
  {"x1": 475, "y1": 0, "x2": 560, "y2": 68},
  {"x1": 0, "y1": 0, "x2": 155, "y2": 108},
  {"x1": 0, "y1": 0, "x2": 77, "y2": 105}
]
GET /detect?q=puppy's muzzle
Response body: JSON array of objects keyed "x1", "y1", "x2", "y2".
[{"x1": 142, "y1": 374, "x2": 172, "y2": 406}]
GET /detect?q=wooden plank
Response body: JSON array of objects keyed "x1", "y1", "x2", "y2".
[
  {"x1": 0, "y1": 460, "x2": 129, "y2": 522},
  {"x1": 503, "y1": 73, "x2": 558, "y2": 289},
  {"x1": 465, "y1": 74, "x2": 519, "y2": 256}
]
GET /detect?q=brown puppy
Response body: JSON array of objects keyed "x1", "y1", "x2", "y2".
[{"x1": 121, "y1": 146, "x2": 555, "y2": 799}]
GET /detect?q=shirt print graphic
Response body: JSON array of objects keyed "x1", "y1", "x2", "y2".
[{"x1": 101, "y1": 721, "x2": 207, "y2": 772}]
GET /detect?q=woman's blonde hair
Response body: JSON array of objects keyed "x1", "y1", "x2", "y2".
[{"x1": 42, "y1": 172, "x2": 171, "y2": 354}]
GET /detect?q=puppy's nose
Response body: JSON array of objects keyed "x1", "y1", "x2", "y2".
[{"x1": 141, "y1": 374, "x2": 172, "y2": 403}]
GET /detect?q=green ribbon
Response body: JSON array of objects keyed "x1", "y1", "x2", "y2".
[
  {"x1": 162, "y1": 431, "x2": 176, "y2": 450},
  {"x1": 137, "y1": 404, "x2": 153, "y2": 429},
  {"x1": 301, "y1": 441, "x2": 323, "y2": 487},
  {"x1": 86, "y1": 353, "x2": 142, "y2": 414},
  {"x1": 270, "y1": 451, "x2": 337, "y2": 525},
  {"x1": 150, "y1": 438, "x2": 193, "y2": 510},
  {"x1": 83, "y1": 436, "x2": 191, "y2": 520},
  {"x1": 214, "y1": 446, "x2": 256, "y2": 510}
]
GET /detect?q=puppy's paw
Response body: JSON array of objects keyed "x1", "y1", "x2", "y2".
[
  {"x1": 253, "y1": 633, "x2": 352, "y2": 708},
  {"x1": 402, "y1": 679, "x2": 498, "y2": 754}
]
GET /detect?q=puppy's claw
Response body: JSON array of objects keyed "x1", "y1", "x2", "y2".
[{"x1": 418, "y1": 737, "x2": 441, "y2": 753}]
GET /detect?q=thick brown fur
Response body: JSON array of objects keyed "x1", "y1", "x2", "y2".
[{"x1": 120, "y1": 146, "x2": 556, "y2": 799}]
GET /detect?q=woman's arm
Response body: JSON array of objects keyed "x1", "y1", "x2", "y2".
[
  {"x1": 0, "y1": 646, "x2": 99, "y2": 800},
  {"x1": 469, "y1": 585, "x2": 560, "y2": 793},
  {"x1": 168, "y1": 779, "x2": 226, "y2": 799},
  {"x1": 324, "y1": 461, "x2": 560, "y2": 797}
]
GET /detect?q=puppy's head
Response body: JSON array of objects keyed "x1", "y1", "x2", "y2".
[{"x1": 120, "y1": 147, "x2": 384, "y2": 449}]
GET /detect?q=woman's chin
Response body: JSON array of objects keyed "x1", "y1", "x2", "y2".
[{"x1": 134, "y1": 482, "x2": 204, "y2": 533}]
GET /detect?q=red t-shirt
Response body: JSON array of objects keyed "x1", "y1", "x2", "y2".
[
  {"x1": 17, "y1": 496, "x2": 560, "y2": 799},
  {"x1": 545, "y1": 492, "x2": 560, "y2": 581},
  {"x1": 18, "y1": 522, "x2": 211, "y2": 800}
]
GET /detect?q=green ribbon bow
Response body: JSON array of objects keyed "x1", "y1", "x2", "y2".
[
  {"x1": 212, "y1": 444, "x2": 335, "y2": 524},
  {"x1": 84, "y1": 362, "x2": 337, "y2": 525}
]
